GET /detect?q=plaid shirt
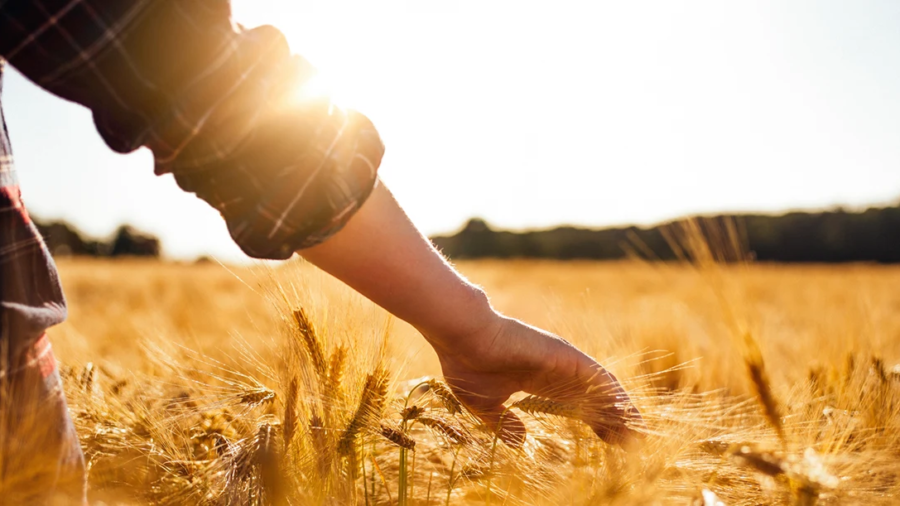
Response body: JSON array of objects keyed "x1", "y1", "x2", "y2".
[{"x1": 0, "y1": 0, "x2": 383, "y2": 498}]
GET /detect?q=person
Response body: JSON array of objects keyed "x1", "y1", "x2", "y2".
[{"x1": 0, "y1": 0, "x2": 643, "y2": 501}]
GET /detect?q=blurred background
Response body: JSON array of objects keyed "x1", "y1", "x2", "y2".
[{"x1": 6, "y1": 0, "x2": 900, "y2": 263}]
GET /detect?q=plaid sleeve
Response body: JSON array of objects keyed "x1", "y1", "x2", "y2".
[{"x1": 0, "y1": 0, "x2": 384, "y2": 259}]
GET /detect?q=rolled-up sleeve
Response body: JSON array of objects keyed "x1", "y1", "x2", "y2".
[{"x1": 0, "y1": 0, "x2": 384, "y2": 259}]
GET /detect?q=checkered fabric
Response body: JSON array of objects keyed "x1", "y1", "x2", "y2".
[
  {"x1": 0, "y1": 60, "x2": 85, "y2": 501},
  {"x1": 0, "y1": 0, "x2": 385, "y2": 499},
  {"x1": 0, "y1": 0, "x2": 384, "y2": 259}
]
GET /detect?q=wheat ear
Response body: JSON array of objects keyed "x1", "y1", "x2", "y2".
[
  {"x1": 512, "y1": 395, "x2": 582, "y2": 419},
  {"x1": 338, "y1": 368, "x2": 389, "y2": 456},
  {"x1": 417, "y1": 415, "x2": 471, "y2": 445},
  {"x1": 293, "y1": 307, "x2": 327, "y2": 379},
  {"x1": 240, "y1": 387, "x2": 276, "y2": 408},
  {"x1": 283, "y1": 377, "x2": 298, "y2": 453},
  {"x1": 257, "y1": 423, "x2": 286, "y2": 505},
  {"x1": 401, "y1": 405, "x2": 424, "y2": 422},
  {"x1": 380, "y1": 423, "x2": 416, "y2": 450},
  {"x1": 743, "y1": 341, "x2": 786, "y2": 447},
  {"x1": 426, "y1": 379, "x2": 463, "y2": 414},
  {"x1": 872, "y1": 356, "x2": 888, "y2": 384},
  {"x1": 327, "y1": 345, "x2": 347, "y2": 399}
]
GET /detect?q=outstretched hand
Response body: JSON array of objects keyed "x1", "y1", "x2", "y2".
[
  {"x1": 432, "y1": 315, "x2": 645, "y2": 448},
  {"x1": 299, "y1": 182, "x2": 643, "y2": 446}
]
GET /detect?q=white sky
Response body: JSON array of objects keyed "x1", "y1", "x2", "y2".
[{"x1": 5, "y1": 0, "x2": 900, "y2": 262}]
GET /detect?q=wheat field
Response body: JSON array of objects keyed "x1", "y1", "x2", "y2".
[{"x1": 46, "y1": 257, "x2": 900, "y2": 505}]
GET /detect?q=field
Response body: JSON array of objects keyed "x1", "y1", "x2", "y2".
[{"x1": 48, "y1": 258, "x2": 900, "y2": 505}]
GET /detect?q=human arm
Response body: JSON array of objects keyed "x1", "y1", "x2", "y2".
[
  {"x1": 0, "y1": 1, "x2": 641, "y2": 443},
  {"x1": 301, "y1": 181, "x2": 644, "y2": 445}
]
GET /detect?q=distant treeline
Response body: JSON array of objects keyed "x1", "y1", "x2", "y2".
[
  {"x1": 35, "y1": 219, "x2": 160, "y2": 258},
  {"x1": 431, "y1": 205, "x2": 900, "y2": 263}
]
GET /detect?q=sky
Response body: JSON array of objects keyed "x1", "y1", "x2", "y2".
[{"x1": 4, "y1": 0, "x2": 900, "y2": 262}]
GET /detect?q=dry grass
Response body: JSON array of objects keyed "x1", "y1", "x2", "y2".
[{"x1": 44, "y1": 256, "x2": 900, "y2": 504}]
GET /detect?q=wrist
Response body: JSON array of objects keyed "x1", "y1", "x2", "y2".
[{"x1": 419, "y1": 284, "x2": 503, "y2": 355}]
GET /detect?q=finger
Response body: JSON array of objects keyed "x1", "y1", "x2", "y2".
[
  {"x1": 476, "y1": 405, "x2": 526, "y2": 448},
  {"x1": 443, "y1": 375, "x2": 528, "y2": 448},
  {"x1": 521, "y1": 354, "x2": 645, "y2": 448},
  {"x1": 457, "y1": 392, "x2": 527, "y2": 448},
  {"x1": 590, "y1": 404, "x2": 645, "y2": 450},
  {"x1": 594, "y1": 424, "x2": 644, "y2": 452},
  {"x1": 580, "y1": 364, "x2": 647, "y2": 448}
]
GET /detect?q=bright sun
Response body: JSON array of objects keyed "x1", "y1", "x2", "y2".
[
  {"x1": 291, "y1": 72, "x2": 359, "y2": 114},
  {"x1": 232, "y1": 1, "x2": 378, "y2": 114}
]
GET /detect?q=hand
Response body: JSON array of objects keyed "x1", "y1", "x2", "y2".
[
  {"x1": 431, "y1": 314, "x2": 645, "y2": 447},
  {"x1": 298, "y1": 183, "x2": 643, "y2": 446}
]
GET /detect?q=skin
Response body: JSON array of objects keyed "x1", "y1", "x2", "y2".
[{"x1": 300, "y1": 181, "x2": 644, "y2": 446}]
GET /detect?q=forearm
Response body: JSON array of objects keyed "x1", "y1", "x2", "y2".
[{"x1": 298, "y1": 181, "x2": 498, "y2": 350}]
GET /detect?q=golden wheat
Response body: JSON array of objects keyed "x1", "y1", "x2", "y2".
[
  {"x1": 338, "y1": 368, "x2": 389, "y2": 456},
  {"x1": 424, "y1": 379, "x2": 463, "y2": 415},
  {"x1": 743, "y1": 337, "x2": 787, "y2": 447},
  {"x1": 416, "y1": 415, "x2": 471, "y2": 445},
  {"x1": 327, "y1": 344, "x2": 348, "y2": 400},
  {"x1": 379, "y1": 423, "x2": 416, "y2": 450},
  {"x1": 282, "y1": 377, "x2": 299, "y2": 453},
  {"x1": 293, "y1": 307, "x2": 327, "y2": 380},
  {"x1": 512, "y1": 395, "x2": 582, "y2": 420},
  {"x1": 31, "y1": 258, "x2": 900, "y2": 505}
]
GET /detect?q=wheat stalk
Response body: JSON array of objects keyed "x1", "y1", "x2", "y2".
[
  {"x1": 256, "y1": 423, "x2": 286, "y2": 506},
  {"x1": 401, "y1": 405, "x2": 424, "y2": 422},
  {"x1": 338, "y1": 368, "x2": 389, "y2": 456},
  {"x1": 512, "y1": 395, "x2": 582, "y2": 419},
  {"x1": 240, "y1": 387, "x2": 276, "y2": 408},
  {"x1": 306, "y1": 412, "x2": 331, "y2": 483},
  {"x1": 426, "y1": 379, "x2": 463, "y2": 414},
  {"x1": 417, "y1": 415, "x2": 471, "y2": 445},
  {"x1": 283, "y1": 377, "x2": 298, "y2": 453},
  {"x1": 80, "y1": 362, "x2": 95, "y2": 393},
  {"x1": 293, "y1": 307, "x2": 327, "y2": 380},
  {"x1": 327, "y1": 345, "x2": 347, "y2": 400},
  {"x1": 225, "y1": 421, "x2": 285, "y2": 505},
  {"x1": 730, "y1": 445, "x2": 786, "y2": 478},
  {"x1": 308, "y1": 413, "x2": 326, "y2": 454},
  {"x1": 743, "y1": 345, "x2": 786, "y2": 447},
  {"x1": 871, "y1": 356, "x2": 888, "y2": 384},
  {"x1": 380, "y1": 423, "x2": 416, "y2": 450},
  {"x1": 730, "y1": 445, "x2": 837, "y2": 504}
]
